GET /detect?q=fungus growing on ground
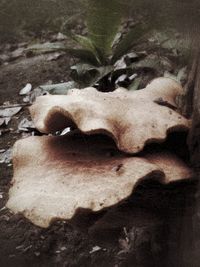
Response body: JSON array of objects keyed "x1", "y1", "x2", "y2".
[
  {"x1": 6, "y1": 134, "x2": 193, "y2": 228},
  {"x1": 6, "y1": 78, "x2": 193, "y2": 228},
  {"x1": 30, "y1": 77, "x2": 190, "y2": 154}
]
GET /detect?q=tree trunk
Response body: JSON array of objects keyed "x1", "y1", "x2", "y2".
[
  {"x1": 178, "y1": 51, "x2": 200, "y2": 267},
  {"x1": 188, "y1": 54, "x2": 200, "y2": 168}
]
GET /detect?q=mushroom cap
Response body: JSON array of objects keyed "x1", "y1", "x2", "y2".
[
  {"x1": 30, "y1": 78, "x2": 190, "y2": 154},
  {"x1": 6, "y1": 134, "x2": 193, "y2": 228}
]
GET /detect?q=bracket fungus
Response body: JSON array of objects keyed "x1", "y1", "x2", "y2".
[
  {"x1": 6, "y1": 78, "x2": 193, "y2": 228},
  {"x1": 30, "y1": 77, "x2": 190, "y2": 154},
  {"x1": 7, "y1": 134, "x2": 192, "y2": 228}
]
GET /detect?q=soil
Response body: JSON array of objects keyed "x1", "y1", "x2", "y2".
[{"x1": 0, "y1": 43, "x2": 198, "y2": 267}]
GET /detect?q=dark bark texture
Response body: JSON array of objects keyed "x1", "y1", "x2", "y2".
[
  {"x1": 188, "y1": 54, "x2": 200, "y2": 168},
  {"x1": 180, "y1": 51, "x2": 200, "y2": 267}
]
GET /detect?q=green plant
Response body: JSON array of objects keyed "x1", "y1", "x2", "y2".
[
  {"x1": 29, "y1": 0, "x2": 150, "y2": 91},
  {"x1": 29, "y1": 0, "x2": 191, "y2": 93},
  {"x1": 64, "y1": 0, "x2": 150, "y2": 90}
]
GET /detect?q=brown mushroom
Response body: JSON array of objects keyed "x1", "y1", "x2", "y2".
[
  {"x1": 30, "y1": 78, "x2": 190, "y2": 154},
  {"x1": 6, "y1": 134, "x2": 193, "y2": 228}
]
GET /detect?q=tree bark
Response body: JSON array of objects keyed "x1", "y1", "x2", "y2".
[
  {"x1": 179, "y1": 51, "x2": 200, "y2": 267},
  {"x1": 188, "y1": 53, "x2": 200, "y2": 168}
]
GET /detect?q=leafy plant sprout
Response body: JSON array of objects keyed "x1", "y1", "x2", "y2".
[
  {"x1": 28, "y1": 0, "x2": 189, "y2": 93},
  {"x1": 64, "y1": 0, "x2": 150, "y2": 90}
]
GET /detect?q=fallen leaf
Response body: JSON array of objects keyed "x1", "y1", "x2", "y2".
[
  {"x1": 56, "y1": 32, "x2": 67, "y2": 41},
  {"x1": 177, "y1": 67, "x2": 187, "y2": 83},
  {"x1": 47, "y1": 52, "x2": 64, "y2": 61},
  {"x1": 23, "y1": 96, "x2": 30, "y2": 103},
  {"x1": 0, "y1": 118, "x2": 5, "y2": 127},
  {"x1": 60, "y1": 127, "x2": 71, "y2": 136},
  {"x1": 0, "y1": 107, "x2": 22, "y2": 118},
  {"x1": 0, "y1": 148, "x2": 12, "y2": 164},
  {"x1": 4, "y1": 117, "x2": 11, "y2": 125},
  {"x1": 90, "y1": 246, "x2": 102, "y2": 254},
  {"x1": 10, "y1": 47, "x2": 24, "y2": 61},
  {"x1": 18, "y1": 118, "x2": 35, "y2": 132},
  {"x1": 115, "y1": 74, "x2": 128, "y2": 86},
  {"x1": 38, "y1": 81, "x2": 76, "y2": 95},
  {"x1": 19, "y1": 83, "x2": 32, "y2": 96}
]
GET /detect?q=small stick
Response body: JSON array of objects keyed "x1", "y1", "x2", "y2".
[{"x1": 0, "y1": 103, "x2": 31, "y2": 109}]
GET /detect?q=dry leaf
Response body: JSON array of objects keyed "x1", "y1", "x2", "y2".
[
  {"x1": 0, "y1": 107, "x2": 22, "y2": 118},
  {"x1": 19, "y1": 83, "x2": 32, "y2": 96}
]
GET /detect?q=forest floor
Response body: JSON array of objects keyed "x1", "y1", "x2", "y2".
[{"x1": 0, "y1": 36, "x2": 198, "y2": 267}]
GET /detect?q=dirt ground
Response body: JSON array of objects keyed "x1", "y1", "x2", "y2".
[{"x1": 0, "y1": 43, "x2": 198, "y2": 267}]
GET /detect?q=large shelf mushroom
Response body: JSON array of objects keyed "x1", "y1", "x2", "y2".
[
  {"x1": 30, "y1": 77, "x2": 190, "y2": 154},
  {"x1": 6, "y1": 78, "x2": 193, "y2": 228},
  {"x1": 7, "y1": 134, "x2": 192, "y2": 228}
]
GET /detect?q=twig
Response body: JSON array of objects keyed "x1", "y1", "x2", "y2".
[
  {"x1": 154, "y1": 97, "x2": 177, "y2": 111},
  {"x1": 0, "y1": 103, "x2": 31, "y2": 109}
]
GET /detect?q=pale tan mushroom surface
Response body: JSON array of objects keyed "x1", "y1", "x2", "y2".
[
  {"x1": 30, "y1": 78, "x2": 190, "y2": 154},
  {"x1": 144, "y1": 151, "x2": 193, "y2": 182},
  {"x1": 6, "y1": 134, "x2": 193, "y2": 228}
]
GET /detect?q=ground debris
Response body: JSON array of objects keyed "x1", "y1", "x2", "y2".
[
  {"x1": 0, "y1": 148, "x2": 12, "y2": 164},
  {"x1": 29, "y1": 87, "x2": 49, "y2": 103},
  {"x1": 56, "y1": 32, "x2": 67, "y2": 41},
  {"x1": 0, "y1": 54, "x2": 9, "y2": 64},
  {"x1": 16, "y1": 244, "x2": 33, "y2": 253},
  {"x1": 0, "y1": 106, "x2": 22, "y2": 118},
  {"x1": 0, "y1": 128, "x2": 13, "y2": 136},
  {"x1": 60, "y1": 246, "x2": 67, "y2": 251},
  {"x1": 117, "y1": 227, "x2": 131, "y2": 256},
  {"x1": 18, "y1": 118, "x2": 35, "y2": 132},
  {"x1": 0, "y1": 206, "x2": 6, "y2": 212},
  {"x1": 9, "y1": 47, "x2": 25, "y2": 61},
  {"x1": 34, "y1": 251, "x2": 40, "y2": 257},
  {"x1": 89, "y1": 246, "x2": 102, "y2": 254},
  {"x1": 47, "y1": 52, "x2": 64, "y2": 61},
  {"x1": 0, "y1": 118, "x2": 5, "y2": 127},
  {"x1": 19, "y1": 83, "x2": 32, "y2": 96},
  {"x1": 0, "y1": 117, "x2": 11, "y2": 127}
]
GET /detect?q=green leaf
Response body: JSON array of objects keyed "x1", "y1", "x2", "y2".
[
  {"x1": 39, "y1": 81, "x2": 77, "y2": 95},
  {"x1": 72, "y1": 35, "x2": 97, "y2": 52},
  {"x1": 27, "y1": 42, "x2": 66, "y2": 54},
  {"x1": 112, "y1": 23, "x2": 150, "y2": 63},
  {"x1": 27, "y1": 41, "x2": 100, "y2": 65},
  {"x1": 85, "y1": 0, "x2": 127, "y2": 58},
  {"x1": 65, "y1": 48, "x2": 100, "y2": 65},
  {"x1": 64, "y1": 30, "x2": 102, "y2": 64},
  {"x1": 128, "y1": 77, "x2": 142, "y2": 91}
]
